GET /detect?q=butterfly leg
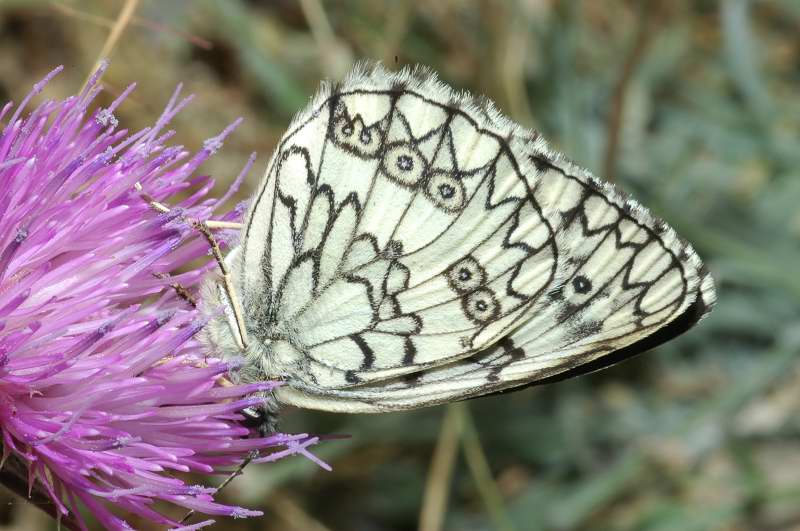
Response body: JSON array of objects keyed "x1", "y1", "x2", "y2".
[
  {"x1": 153, "y1": 272, "x2": 198, "y2": 307},
  {"x1": 178, "y1": 398, "x2": 279, "y2": 526},
  {"x1": 178, "y1": 449, "x2": 259, "y2": 525},
  {"x1": 134, "y1": 181, "x2": 250, "y2": 351},
  {"x1": 133, "y1": 182, "x2": 245, "y2": 230}
]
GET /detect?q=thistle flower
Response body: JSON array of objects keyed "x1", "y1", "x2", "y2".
[{"x1": 0, "y1": 64, "x2": 326, "y2": 530}]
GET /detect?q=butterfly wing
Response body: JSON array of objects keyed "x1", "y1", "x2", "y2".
[
  {"x1": 273, "y1": 152, "x2": 716, "y2": 412},
  {"x1": 237, "y1": 65, "x2": 715, "y2": 412}
]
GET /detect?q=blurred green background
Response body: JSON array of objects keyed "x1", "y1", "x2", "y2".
[{"x1": 1, "y1": 0, "x2": 798, "y2": 530}]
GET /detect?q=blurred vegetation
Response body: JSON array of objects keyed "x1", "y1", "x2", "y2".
[{"x1": 1, "y1": 0, "x2": 799, "y2": 530}]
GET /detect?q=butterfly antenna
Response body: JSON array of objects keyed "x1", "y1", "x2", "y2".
[
  {"x1": 134, "y1": 181, "x2": 250, "y2": 351},
  {"x1": 152, "y1": 272, "x2": 198, "y2": 307},
  {"x1": 193, "y1": 222, "x2": 250, "y2": 350},
  {"x1": 178, "y1": 450, "x2": 259, "y2": 525}
]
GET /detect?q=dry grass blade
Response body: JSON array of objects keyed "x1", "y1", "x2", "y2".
[
  {"x1": 418, "y1": 404, "x2": 463, "y2": 531},
  {"x1": 51, "y1": 1, "x2": 212, "y2": 50},
  {"x1": 459, "y1": 403, "x2": 519, "y2": 531},
  {"x1": 602, "y1": 1, "x2": 663, "y2": 182},
  {"x1": 81, "y1": 0, "x2": 141, "y2": 89},
  {"x1": 298, "y1": 0, "x2": 351, "y2": 78},
  {"x1": 268, "y1": 491, "x2": 333, "y2": 531}
]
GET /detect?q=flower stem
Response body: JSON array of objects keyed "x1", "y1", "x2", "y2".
[{"x1": 0, "y1": 448, "x2": 80, "y2": 530}]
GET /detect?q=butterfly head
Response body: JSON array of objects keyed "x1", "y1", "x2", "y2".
[{"x1": 197, "y1": 246, "x2": 299, "y2": 390}]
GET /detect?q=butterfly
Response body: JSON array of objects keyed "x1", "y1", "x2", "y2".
[{"x1": 198, "y1": 63, "x2": 716, "y2": 424}]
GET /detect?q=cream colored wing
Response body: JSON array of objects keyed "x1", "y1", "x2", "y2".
[{"x1": 235, "y1": 64, "x2": 714, "y2": 412}]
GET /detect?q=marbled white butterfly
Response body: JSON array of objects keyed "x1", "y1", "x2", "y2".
[{"x1": 198, "y1": 64, "x2": 716, "y2": 428}]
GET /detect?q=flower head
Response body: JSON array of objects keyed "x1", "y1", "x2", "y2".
[{"x1": 0, "y1": 63, "x2": 325, "y2": 530}]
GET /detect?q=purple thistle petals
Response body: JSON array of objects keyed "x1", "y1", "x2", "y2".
[
  {"x1": 173, "y1": 519, "x2": 217, "y2": 531},
  {"x1": 0, "y1": 228, "x2": 27, "y2": 281},
  {"x1": 155, "y1": 396, "x2": 267, "y2": 420},
  {"x1": 0, "y1": 101, "x2": 13, "y2": 123},
  {"x1": 254, "y1": 436, "x2": 332, "y2": 471},
  {"x1": 5, "y1": 66, "x2": 64, "y2": 130},
  {"x1": 213, "y1": 152, "x2": 256, "y2": 212},
  {"x1": 0, "y1": 288, "x2": 29, "y2": 318},
  {"x1": 0, "y1": 68, "x2": 329, "y2": 529},
  {"x1": 204, "y1": 381, "x2": 281, "y2": 400},
  {"x1": 164, "y1": 495, "x2": 262, "y2": 519}
]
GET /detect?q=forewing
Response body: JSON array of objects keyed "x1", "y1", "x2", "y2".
[
  {"x1": 238, "y1": 65, "x2": 715, "y2": 412},
  {"x1": 241, "y1": 70, "x2": 558, "y2": 390}
]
